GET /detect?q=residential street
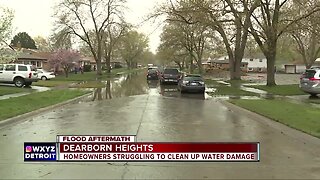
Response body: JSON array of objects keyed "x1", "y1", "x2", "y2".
[{"x1": 0, "y1": 72, "x2": 319, "y2": 179}]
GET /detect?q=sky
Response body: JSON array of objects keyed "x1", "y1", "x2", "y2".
[{"x1": 0, "y1": 0, "x2": 166, "y2": 53}]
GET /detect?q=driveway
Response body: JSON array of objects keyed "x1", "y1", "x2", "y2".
[{"x1": 0, "y1": 72, "x2": 319, "y2": 179}]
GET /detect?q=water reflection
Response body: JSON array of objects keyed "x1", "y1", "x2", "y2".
[{"x1": 89, "y1": 72, "x2": 149, "y2": 101}]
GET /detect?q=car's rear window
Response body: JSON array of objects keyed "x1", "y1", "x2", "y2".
[
  {"x1": 184, "y1": 76, "x2": 203, "y2": 81},
  {"x1": 148, "y1": 69, "x2": 157, "y2": 73},
  {"x1": 164, "y1": 69, "x2": 179, "y2": 74},
  {"x1": 303, "y1": 70, "x2": 316, "y2": 78}
]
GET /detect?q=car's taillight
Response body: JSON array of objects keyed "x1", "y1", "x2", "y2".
[
  {"x1": 309, "y1": 77, "x2": 320, "y2": 81},
  {"x1": 29, "y1": 72, "x2": 32, "y2": 78}
]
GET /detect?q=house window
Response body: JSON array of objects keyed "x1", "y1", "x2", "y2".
[
  {"x1": 248, "y1": 68, "x2": 253, "y2": 71},
  {"x1": 259, "y1": 59, "x2": 263, "y2": 62},
  {"x1": 36, "y1": 61, "x2": 41, "y2": 67},
  {"x1": 259, "y1": 68, "x2": 263, "y2": 72},
  {"x1": 0, "y1": 65, "x2": 3, "y2": 71},
  {"x1": 31, "y1": 61, "x2": 36, "y2": 66},
  {"x1": 250, "y1": 59, "x2": 253, "y2": 62}
]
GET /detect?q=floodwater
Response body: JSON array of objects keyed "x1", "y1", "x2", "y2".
[{"x1": 0, "y1": 72, "x2": 320, "y2": 179}]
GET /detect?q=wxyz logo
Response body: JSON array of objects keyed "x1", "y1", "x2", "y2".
[{"x1": 32, "y1": 146, "x2": 55, "y2": 153}]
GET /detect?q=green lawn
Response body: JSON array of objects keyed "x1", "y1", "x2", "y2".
[
  {"x1": 248, "y1": 84, "x2": 306, "y2": 96},
  {"x1": 205, "y1": 79, "x2": 257, "y2": 96},
  {"x1": 71, "y1": 81, "x2": 107, "y2": 88},
  {"x1": 0, "y1": 86, "x2": 33, "y2": 96},
  {"x1": 230, "y1": 99, "x2": 320, "y2": 138},
  {"x1": 0, "y1": 89, "x2": 89, "y2": 121},
  {"x1": 33, "y1": 81, "x2": 75, "y2": 87}
]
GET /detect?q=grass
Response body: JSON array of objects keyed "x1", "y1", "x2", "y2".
[
  {"x1": 0, "y1": 86, "x2": 33, "y2": 96},
  {"x1": 213, "y1": 86, "x2": 257, "y2": 96},
  {"x1": 71, "y1": 81, "x2": 107, "y2": 88},
  {"x1": 204, "y1": 79, "x2": 222, "y2": 87},
  {"x1": 248, "y1": 84, "x2": 306, "y2": 96},
  {"x1": 205, "y1": 79, "x2": 257, "y2": 96},
  {"x1": 0, "y1": 89, "x2": 89, "y2": 121},
  {"x1": 33, "y1": 80, "x2": 75, "y2": 87},
  {"x1": 230, "y1": 99, "x2": 320, "y2": 138}
]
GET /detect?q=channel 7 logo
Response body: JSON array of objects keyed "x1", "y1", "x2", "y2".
[{"x1": 25, "y1": 146, "x2": 32, "y2": 153}]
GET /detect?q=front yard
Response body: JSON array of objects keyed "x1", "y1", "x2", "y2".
[
  {"x1": 0, "y1": 89, "x2": 90, "y2": 121},
  {"x1": 230, "y1": 99, "x2": 320, "y2": 138},
  {"x1": 0, "y1": 86, "x2": 34, "y2": 96}
]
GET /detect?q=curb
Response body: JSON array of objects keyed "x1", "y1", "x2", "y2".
[
  {"x1": 220, "y1": 100, "x2": 320, "y2": 146},
  {"x1": 0, "y1": 92, "x2": 92, "y2": 128}
]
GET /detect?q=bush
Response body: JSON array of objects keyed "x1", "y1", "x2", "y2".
[{"x1": 83, "y1": 65, "x2": 92, "y2": 72}]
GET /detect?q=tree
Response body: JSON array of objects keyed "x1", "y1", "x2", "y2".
[
  {"x1": 158, "y1": 0, "x2": 260, "y2": 79},
  {"x1": 54, "y1": 0, "x2": 126, "y2": 75},
  {"x1": 103, "y1": 22, "x2": 129, "y2": 73},
  {"x1": 50, "y1": 27, "x2": 73, "y2": 50},
  {"x1": 34, "y1": 36, "x2": 51, "y2": 52},
  {"x1": 11, "y1": 32, "x2": 37, "y2": 49},
  {"x1": 289, "y1": 1, "x2": 320, "y2": 68},
  {"x1": 116, "y1": 30, "x2": 149, "y2": 69},
  {"x1": 49, "y1": 49, "x2": 80, "y2": 77},
  {"x1": 0, "y1": 6, "x2": 15, "y2": 63},
  {"x1": 247, "y1": 0, "x2": 320, "y2": 86}
]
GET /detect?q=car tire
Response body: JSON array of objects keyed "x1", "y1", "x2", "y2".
[
  {"x1": 310, "y1": 93, "x2": 318, "y2": 97},
  {"x1": 14, "y1": 77, "x2": 25, "y2": 88},
  {"x1": 41, "y1": 76, "x2": 47, "y2": 80}
]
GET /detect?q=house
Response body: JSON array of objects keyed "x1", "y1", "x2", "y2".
[
  {"x1": 283, "y1": 59, "x2": 320, "y2": 74},
  {"x1": 14, "y1": 49, "x2": 52, "y2": 71},
  {"x1": 209, "y1": 56, "x2": 248, "y2": 72},
  {"x1": 242, "y1": 55, "x2": 267, "y2": 73}
]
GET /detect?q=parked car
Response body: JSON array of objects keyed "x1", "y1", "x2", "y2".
[
  {"x1": 0, "y1": 64, "x2": 38, "y2": 87},
  {"x1": 300, "y1": 68, "x2": 320, "y2": 96},
  {"x1": 147, "y1": 69, "x2": 159, "y2": 80},
  {"x1": 37, "y1": 69, "x2": 56, "y2": 80},
  {"x1": 178, "y1": 74, "x2": 205, "y2": 93},
  {"x1": 159, "y1": 68, "x2": 181, "y2": 84}
]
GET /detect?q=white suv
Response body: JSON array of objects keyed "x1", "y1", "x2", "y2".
[{"x1": 0, "y1": 64, "x2": 38, "y2": 87}]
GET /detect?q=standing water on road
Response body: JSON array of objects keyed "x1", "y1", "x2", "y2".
[{"x1": 82, "y1": 72, "x2": 213, "y2": 101}]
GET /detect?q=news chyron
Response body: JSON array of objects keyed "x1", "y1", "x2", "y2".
[
  {"x1": 24, "y1": 142, "x2": 57, "y2": 161},
  {"x1": 24, "y1": 135, "x2": 260, "y2": 162}
]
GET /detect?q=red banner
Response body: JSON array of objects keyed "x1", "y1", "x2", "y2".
[{"x1": 59, "y1": 142, "x2": 258, "y2": 153}]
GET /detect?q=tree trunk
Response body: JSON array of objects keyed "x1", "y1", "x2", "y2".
[
  {"x1": 64, "y1": 68, "x2": 69, "y2": 78},
  {"x1": 106, "y1": 55, "x2": 111, "y2": 73},
  {"x1": 231, "y1": 57, "x2": 242, "y2": 80},
  {"x1": 266, "y1": 53, "x2": 276, "y2": 86},
  {"x1": 96, "y1": 61, "x2": 102, "y2": 75}
]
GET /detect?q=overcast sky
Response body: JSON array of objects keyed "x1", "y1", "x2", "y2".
[{"x1": 0, "y1": 0, "x2": 166, "y2": 53}]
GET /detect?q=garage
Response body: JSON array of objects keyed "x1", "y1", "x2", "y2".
[{"x1": 285, "y1": 65, "x2": 296, "y2": 74}]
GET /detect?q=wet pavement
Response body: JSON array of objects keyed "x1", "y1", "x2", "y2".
[{"x1": 0, "y1": 72, "x2": 320, "y2": 179}]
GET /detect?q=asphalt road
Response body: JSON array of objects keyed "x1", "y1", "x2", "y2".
[{"x1": 0, "y1": 72, "x2": 319, "y2": 179}]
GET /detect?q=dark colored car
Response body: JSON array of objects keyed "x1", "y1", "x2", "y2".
[
  {"x1": 159, "y1": 68, "x2": 181, "y2": 84},
  {"x1": 178, "y1": 74, "x2": 205, "y2": 93},
  {"x1": 147, "y1": 69, "x2": 159, "y2": 80}
]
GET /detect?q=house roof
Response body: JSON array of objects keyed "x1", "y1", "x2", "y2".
[{"x1": 17, "y1": 52, "x2": 47, "y2": 60}]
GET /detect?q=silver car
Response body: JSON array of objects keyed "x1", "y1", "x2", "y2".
[{"x1": 300, "y1": 68, "x2": 320, "y2": 96}]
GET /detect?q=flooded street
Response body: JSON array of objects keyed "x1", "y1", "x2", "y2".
[{"x1": 0, "y1": 72, "x2": 320, "y2": 179}]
